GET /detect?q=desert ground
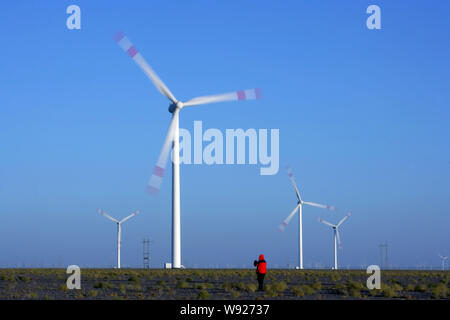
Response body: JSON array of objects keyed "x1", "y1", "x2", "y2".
[{"x1": 0, "y1": 268, "x2": 448, "y2": 300}]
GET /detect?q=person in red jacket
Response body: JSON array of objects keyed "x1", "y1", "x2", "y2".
[{"x1": 253, "y1": 254, "x2": 267, "y2": 291}]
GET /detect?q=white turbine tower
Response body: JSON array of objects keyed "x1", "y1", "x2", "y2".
[
  {"x1": 98, "y1": 209, "x2": 140, "y2": 269},
  {"x1": 114, "y1": 31, "x2": 261, "y2": 269},
  {"x1": 278, "y1": 166, "x2": 337, "y2": 269},
  {"x1": 318, "y1": 212, "x2": 351, "y2": 270},
  {"x1": 438, "y1": 254, "x2": 448, "y2": 271}
]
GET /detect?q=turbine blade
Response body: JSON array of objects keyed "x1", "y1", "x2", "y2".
[
  {"x1": 336, "y1": 229, "x2": 342, "y2": 249},
  {"x1": 303, "y1": 201, "x2": 337, "y2": 211},
  {"x1": 286, "y1": 165, "x2": 302, "y2": 203},
  {"x1": 318, "y1": 218, "x2": 335, "y2": 228},
  {"x1": 98, "y1": 209, "x2": 119, "y2": 223},
  {"x1": 114, "y1": 31, "x2": 177, "y2": 103},
  {"x1": 337, "y1": 212, "x2": 351, "y2": 227},
  {"x1": 278, "y1": 204, "x2": 300, "y2": 232},
  {"x1": 146, "y1": 114, "x2": 177, "y2": 195},
  {"x1": 120, "y1": 210, "x2": 141, "y2": 223},
  {"x1": 183, "y1": 88, "x2": 262, "y2": 107}
]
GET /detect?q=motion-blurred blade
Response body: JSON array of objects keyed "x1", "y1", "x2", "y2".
[
  {"x1": 337, "y1": 212, "x2": 351, "y2": 227},
  {"x1": 336, "y1": 229, "x2": 342, "y2": 249},
  {"x1": 183, "y1": 88, "x2": 262, "y2": 107},
  {"x1": 318, "y1": 218, "x2": 335, "y2": 228},
  {"x1": 286, "y1": 165, "x2": 301, "y2": 203},
  {"x1": 114, "y1": 31, "x2": 177, "y2": 103},
  {"x1": 146, "y1": 115, "x2": 177, "y2": 195},
  {"x1": 303, "y1": 201, "x2": 336, "y2": 211},
  {"x1": 98, "y1": 209, "x2": 119, "y2": 223},
  {"x1": 278, "y1": 204, "x2": 300, "y2": 232},
  {"x1": 120, "y1": 210, "x2": 141, "y2": 224}
]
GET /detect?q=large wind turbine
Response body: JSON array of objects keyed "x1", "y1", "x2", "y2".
[
  {"x1": 318, "y1": 212, "x2": 351, "y2": 270},
  {"x1": 438, "y1": 254, "x2": 448, "y2": 271},
  {"x1": 114, "y1": 31, "x2": 261, "y2": 269},
  {"x1": 98, "y1": 209, "x2": 140, "y2": 269},
  {"x1": 278, "y1": 166, "x2": 337, "y2": 269}
]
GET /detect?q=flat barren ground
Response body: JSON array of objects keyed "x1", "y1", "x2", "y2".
[{"x1": 0, "y1": 269, "x2": 448, "y2": 300}]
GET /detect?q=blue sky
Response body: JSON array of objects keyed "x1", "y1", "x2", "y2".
[{"x1": 0, "y1": 1, "x2": 449, "y2": 269}]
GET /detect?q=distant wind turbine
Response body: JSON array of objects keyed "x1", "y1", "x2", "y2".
[
  {"x1": 278, "y1": 166, "x2": 337, "y2": 269},
  {"x1": 319, "y1": 212, "x2": 351, "y2": 270},
  {"x1": 98, "y1": 209, "x2": 140, "y2": 268},
  {"x1": 438, "y1": 254, "x2": 448, "y2": 271}
]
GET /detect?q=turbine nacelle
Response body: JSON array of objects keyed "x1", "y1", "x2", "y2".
[{"x1": 169, "y1": 101, "x2": 183, "y2": 113}]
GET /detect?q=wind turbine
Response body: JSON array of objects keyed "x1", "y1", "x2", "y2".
[
  {"x1": 114, "y1": 31, "x2": 261, "y2": 269},
  {"x1": 98, "y1": 209, "x2": 140, "y2": 269},
  {"x1": 278, "y1": 166, "x2": 337, "y2": 269},
  {"x1": 318, "y1": 212, "x2": 351, "y2": 270},
  {"x1": 438, "y1": 254, "x2": 448, "y2": 271}
]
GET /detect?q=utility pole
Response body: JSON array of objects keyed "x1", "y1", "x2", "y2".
[
  {"x1": 385, "y1": 243, "x2": 389, "y2": 269},
  {"x1": 379, "y1": 244, "x2": 383, "y2": 268},
  {"x1": 380, "y1": 242, "x2": 389, "y2": 269},
  {"x1": 142, "y1": 238, "x2": 151, "y2": 269}
]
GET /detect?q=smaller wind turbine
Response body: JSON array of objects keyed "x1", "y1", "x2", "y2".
[
  {"x1": 319, "y1": 212, "x2": 351, "y2": 270},
  {"x1": 438, "y1": 254, "x2": 448, "y2": 271},
  {"x1": 278, "y1": 166, "x2": 337, "y2": 269},
  {"x1": 98, "y1": 209, "x2": 140, "y2": 269}
]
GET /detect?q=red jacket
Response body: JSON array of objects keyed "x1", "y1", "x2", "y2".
[{"x1": 256, "y1": 254, "x2": 267, "y2": 274}]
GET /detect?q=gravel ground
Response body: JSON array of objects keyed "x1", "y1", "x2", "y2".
[{"x1": 0, "y1": 269, "x2": 448, "y2": 300}]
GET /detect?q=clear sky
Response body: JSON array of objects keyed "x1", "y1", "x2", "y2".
[{"x1": 0, "y1": 1, "x2": 449, "y2": 269}]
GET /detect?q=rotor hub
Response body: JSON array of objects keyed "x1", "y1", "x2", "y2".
[{"x1": 169, "y1": 101, "x2": 183, "y2": 113}]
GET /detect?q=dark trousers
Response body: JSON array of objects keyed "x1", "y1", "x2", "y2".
[{"x1": 257, "y1": 272, "x2": 265, "y2": 291}]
